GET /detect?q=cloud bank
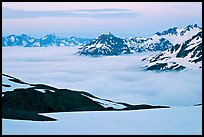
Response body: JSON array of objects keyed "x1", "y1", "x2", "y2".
[{"x1": 2, "y1": 47, "x2": 202, "y2": 107}]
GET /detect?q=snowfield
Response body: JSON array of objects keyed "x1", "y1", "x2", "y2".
[
  {"x1": 2, "y1": 106, "x2": 202, "y2": 135},
  {"x1": 2, "y1": 46, "x2": 202, "y2": 135}
]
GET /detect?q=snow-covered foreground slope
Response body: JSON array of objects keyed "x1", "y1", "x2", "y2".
[
  {"x1": 2, "y1": 47, "x2": 202, "y2": 106},
  {"x1": 2, "y1": 106, "x2": 202, "y2": 135}
]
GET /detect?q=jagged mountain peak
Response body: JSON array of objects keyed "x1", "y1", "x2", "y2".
[
  {"x1": 154, "y1": 24, "x2": 201, "y2": 37},
  {"x1": 77, "y1": 24, "x2": 202, "y2": 56},
  {"x1": 43, "y1": 33, "x2": 57, "y2": 38},
  {"x1": 142, "y1": 31, "x2": 202, "y2": 71},
  {"x1": 5, "y1": 34, "x2": 32, "y2": 38},
  {"x1": 150, "y1": 24, "x2": 202, "y2": 46},
  {"x1": 104, "y1": 32, "x2": 113, "y2": 36},
  {"x1": 2, "y1": 34, "x2": 93, "y2": 47},
  {"x1": 97, "y1": 32, "x2": 116, "y2": 39},
  {"x1": 90, "y1": 32, "x2": 122, "y2": 46},
  {"x1": 19, "y1": 34, "x2": 34, "y2": 39},
  {"x1": 20, "y1": 33, "x2": 27, "y2": 36},
  {"x1": 70, "y1": 36, "x2": 80, "y2": 39},
  {"x1": 155, "y1": 27, "x2": 178, "y2": 36},
  {"x1": 184, "y1": 24, "x2": 201, "y2": 30},
  {"x1": 78, "y1": 32, "x2": 131, "y2": 56}
]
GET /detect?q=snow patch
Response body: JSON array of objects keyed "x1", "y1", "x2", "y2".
[
  {"x1": 35, "y1": 89, "x2": 46, "y2": 93},
  {"x1": 2, "y1": 75, "x2": 32, "y2": 93},
  {"x1": 81, "y1": 94, "x2": 126, "y2": 109}
]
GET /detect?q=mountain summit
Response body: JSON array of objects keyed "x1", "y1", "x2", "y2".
[{"x1": 78, "y1": 32, "x2": 132, "y2": 56}]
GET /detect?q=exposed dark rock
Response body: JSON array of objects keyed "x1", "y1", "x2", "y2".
[
  {"x1": 2, "y1": 73, "x2": 170, "y2": 121},
  {"x1": 194, "y1": 103, "x2": 202, "y2": 106},
  {"x1": 2, "y1": 107, "x2": 56, "y2": 121}
]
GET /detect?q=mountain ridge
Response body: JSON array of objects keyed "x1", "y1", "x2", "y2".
[
  {"x1": 2, "y1": 24, "x2": 202, "y2": 57},
  {"x1": 77, "y1": 24, "x2": 201, "y2": 56},
  {"x1": 142, "y1": 31, "x2": 202, "y2": 71},
  {"x1": 2, "y1": 33, "x2": 93, "y2": 47}
]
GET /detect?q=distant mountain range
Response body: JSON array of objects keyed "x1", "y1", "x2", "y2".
[
  {"x1": 2, "y1": 24, "x2": 202, "y2": 71},
  {"x1": 142, "y1": 31, "x2": 202, "y2": 71},
  {"x1": 2, "y1": 33, "x2": 93, "y2": 47},
  {"x1": 2, "y1": 24, "x2": 202, "y2": 61},
  {"x1": 78, "y1": 24, "x2": 201, "y2": 56},
  {"x1": 3, "y1": 24, "x2": 201, "y2": 50},
  {"x1": 2, "y1": 73, "x2": 169, "y2": 121}
]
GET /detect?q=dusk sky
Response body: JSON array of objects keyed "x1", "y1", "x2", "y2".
[{"x1": 2, "y1": 2, "x2": 202, "y2": 38}]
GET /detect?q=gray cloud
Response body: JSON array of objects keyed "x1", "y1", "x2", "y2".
[{"x1": 2, "y1": 7, "x2": 140, "y2": 19}]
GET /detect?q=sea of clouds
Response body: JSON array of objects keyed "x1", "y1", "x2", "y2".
[{"x1": 2, "y1": 46, "x2": 202, "y2": 106}]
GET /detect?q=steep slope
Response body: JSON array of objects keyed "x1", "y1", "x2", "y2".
[
  {"x1": 78, "y1": 32, "x2": 132, "y2": 56},
  {"x1": 78, "y1": 24, "x2": 201, "y2": 56},
  {"x1": 151, "y1": 24, "x2": 201, "y2": 45},
  {"x1": 125, "y1": 37, "x2": 173, "y2": 52},
  {"x1": 125, "y1": 24, "x2": 201, "y2": 53},
  {"x1": 142, "y1": 31, "x2": 202, "y2": 71}
]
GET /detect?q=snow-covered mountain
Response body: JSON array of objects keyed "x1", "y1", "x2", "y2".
[
  {"x1": 2, "y1": 34, "x2": 35, "y2": 47},
  {"x1": 125, "y1": 37, "x2": 173, "y2": 52},
  {"x1": 77, "y1": 32, "x2": 132, "y2": 56},
  {"x1": 77, "y1": 32, "x2": 174, "y2": 56},
  {"x1": 77, "y1": 24, "x2": 201, "y2": 56},
  {"x1": 142, "y1": 31, "x2": 202, "y2": 71},
  {"x1": 151, "y1": 24, "x2": 201, "y2": 45},
  {"x1": 3, "y1": 24, "x2": 201, "y2": 56},
  {"x1": 2, "y1": 34, "x2": 92, "y2": 47},
  {"x1": 125, "y1": 24, "x2": 201, "y2": 53}
]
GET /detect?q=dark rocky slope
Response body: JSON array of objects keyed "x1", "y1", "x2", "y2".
[{"x1": 2, "y1": 74, "x2": 169, "y2": 121}]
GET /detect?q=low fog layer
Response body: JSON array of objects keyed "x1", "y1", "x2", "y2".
[{"x1": 2, "y1": 47, "x2": 202, "y2": 106}]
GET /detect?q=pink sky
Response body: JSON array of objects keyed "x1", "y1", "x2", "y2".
[{"x1": 2, "y1": 2, "x2": 202, "y2": 38}]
